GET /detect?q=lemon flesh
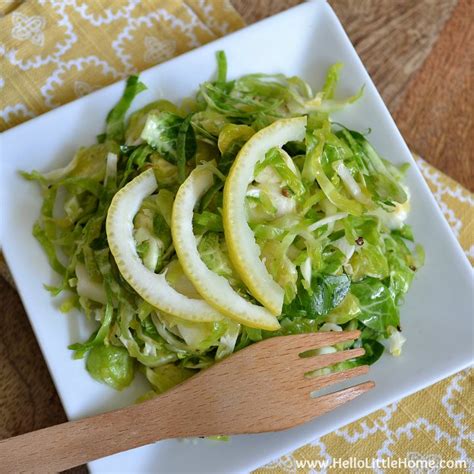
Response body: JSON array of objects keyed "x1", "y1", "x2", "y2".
[
  {"x1": 223, "y1": 117, "x2": 307, "y2": 315},
  {"x1": 106, "y1": 168, "x2": 222, "y2": 322},
  {"x1": 172, "y1": 166, "x2": 280, "y2": 330}
]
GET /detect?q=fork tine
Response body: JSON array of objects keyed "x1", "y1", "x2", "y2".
[
  {"x1": 302, "y1": 364, "x2": 370, "y2": 392},
  {"x1": 287, "y1": 330, "x2": 361, "y2": 353},
  {"x1": 308, "y1": 381, "x2": 375, "y2": 418},
  {"x1": 297, "y1": 347, "x2": 365, "y2": 373}
]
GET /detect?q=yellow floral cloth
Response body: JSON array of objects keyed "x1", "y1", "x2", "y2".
[
  {"x1": 0, "y1": 1, "x2": 472, "y2": 471},
  {"x1": 0, "y1": 0, "x2": 244, "y2": 130}
]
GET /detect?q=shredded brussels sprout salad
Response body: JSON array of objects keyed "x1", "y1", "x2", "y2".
[{"x1": 22, "y1": 51, "x2": 423, "y2": 396}]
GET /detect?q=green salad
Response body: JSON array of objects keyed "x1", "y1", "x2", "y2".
[{"x1": 23, "y1": 52, "x2": 423, "y2": 396}]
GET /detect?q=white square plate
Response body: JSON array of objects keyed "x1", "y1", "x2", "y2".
[{"x1": 1, "y1": 1, "x2": 472, "y2": 472}]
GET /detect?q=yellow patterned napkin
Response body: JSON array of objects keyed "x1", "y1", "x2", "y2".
[
  {"x1": 0, "y1": 1, "x2": 472, "y2": 471},
  {"x1": 0, "y1": 0, "x2": 244, "y2": 130}
]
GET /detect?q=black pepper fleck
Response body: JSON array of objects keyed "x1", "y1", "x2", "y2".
[{"x1": 355, "y1": 236, "x2": 364, "y2": 246}]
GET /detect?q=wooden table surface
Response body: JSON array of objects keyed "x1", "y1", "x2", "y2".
[{"x1": 0, "y1": 1, "x2": 471, "y2": 473}]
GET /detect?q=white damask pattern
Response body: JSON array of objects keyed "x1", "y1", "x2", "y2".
[
  {"x1": 111, "y1": 9, "x2": 204, "y2": 74},
  {"x1": 143, "y1": 37, "x2": 177, "y2": 64},
  {"x1": 5, "y1": 2, "x2": 77, "y2": 71},
  {"x1": 11, "y1": 11, "x2": 46, "y2": 47},
  {"x1": 335, "y1": 402, "x2": 399, "y2": 442},
  {"x1": 0, "y1": 102, "x2": 35, "y2": 122},
  {"x1": 41, "y1": 56, "x2": 121, "y2": 108},
  {"x1": 74, "y1": 80, "x2": 97, "y2": 98},
  {"x1": 416, "y1": 157, "x2": 473, "y2": 239},
  {"x1": 191, "y1": 0, "x2": 237, "y2": 35},
  {"x1": 69, "y1": 0, "x2": 141, "y2": 27}
]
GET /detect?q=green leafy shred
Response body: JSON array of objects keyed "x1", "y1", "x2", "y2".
[{"x1": 106, "y1": 76, "x2": 147, "y2": 143}]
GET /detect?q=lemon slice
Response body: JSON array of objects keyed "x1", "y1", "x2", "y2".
[
  {"x1": 106, "y1": 168, "x2": 222, "y2": 322},
  {"x1": 172, "y1": 166, "x2": 280, "y2": 330},
  {"x1": 223, "y1": 117, "x2": 307, "y2": 315}
]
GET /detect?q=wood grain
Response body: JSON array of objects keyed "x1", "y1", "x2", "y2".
[
  {"x1": 0, "y1": 1, "x2": 471, "y2": 473},
  {"x1": 392, "y1": 0, "x2": 473, "y2": 190},
  {"x1": 0, "y1": 277, "x2": 66, "y2": 439},
  {"x1": 330, "y1": 0, "x2": 458, "y2": 113},
  {"x1": 0, "y1": 332, "x2": 372, "y2": 472},
  {"x1": 232, "y1": 0, "x2": 304, "y2": 23}
]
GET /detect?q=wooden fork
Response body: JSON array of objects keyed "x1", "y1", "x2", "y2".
[{"x1": 0, "y1": 330, "x2": 374, "y2": 472}]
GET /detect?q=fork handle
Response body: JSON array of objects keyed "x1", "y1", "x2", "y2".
[
  {"x1": 0, "y1": 389, "x2": 192, "y2": 472},
  {"x1": 0, "y1": 331, "x2": 373, "y2": 471}
]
